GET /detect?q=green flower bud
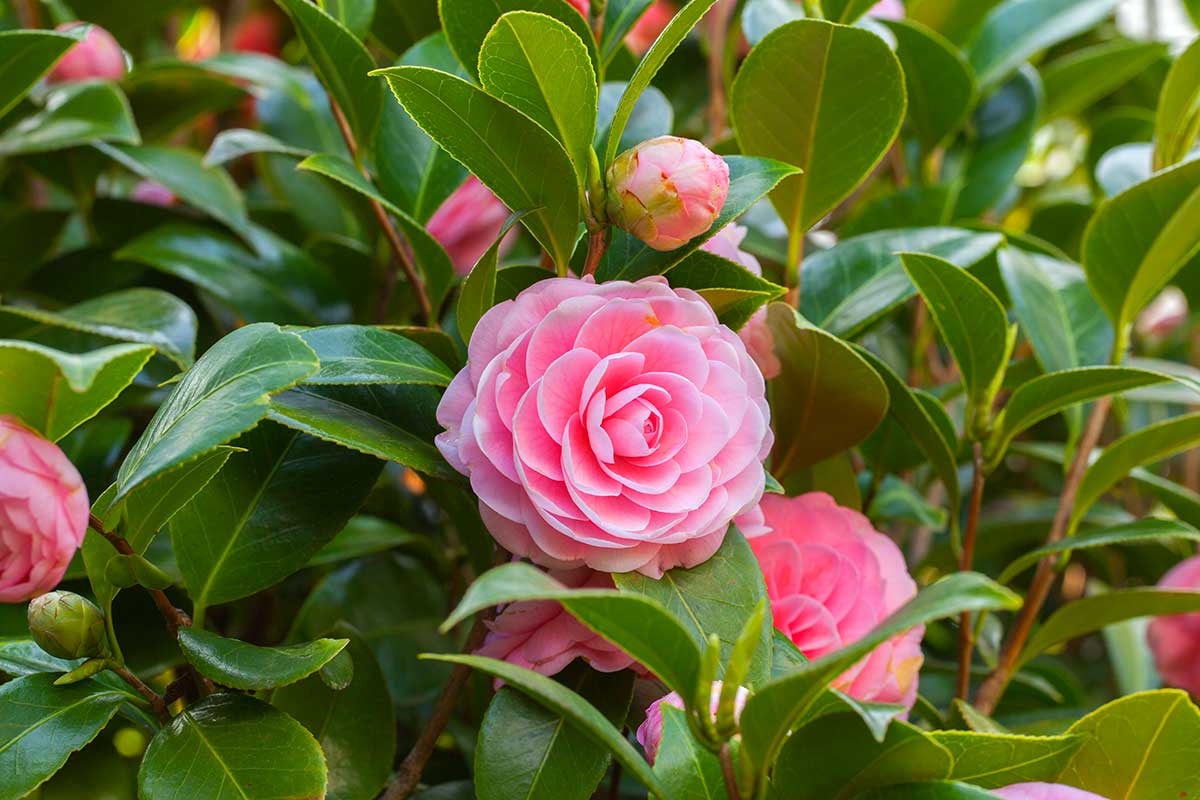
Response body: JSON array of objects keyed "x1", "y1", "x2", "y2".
[{"x1": 27, "y1": 590, "x2": 108, "y2": 660}]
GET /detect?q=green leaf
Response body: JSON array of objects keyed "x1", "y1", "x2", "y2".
[
  {"x1": 654, "y1": 705, "x2": 725, "y2": 800},
  {"x1": 929, "y1": 730, "x2": 1085, "y2": 788},
  {"x1": 1019, "y1": 589, "x2": 1200, "y2": 668},
  {"x1": 595, "y1": 80, "x2": 673, "y2": 156},
  {"x1": 768, "y1": 715, "x2": 952, "y2": 800},
  {"x1": 604, "y1": 0, "x2": 721, "y2": 166},
  {"x1": 376, "y1": 66, "x2": 580, "y2": 269},
  {"x1": 881, "y1": 19, "x2": 976, "y2": 155},
  {"x1": 0, "y1": 674, "x2": 126, "y2": 799},
  {"x1": 997, "y1": 518, "x2": 1200, "y2": 585},
  {"x1": 1042, "y1": 39, "x2": 1167, "y2": 120},
  {"x1": 738, "y1": 572, "x2": 1020, "y2": 776},
  {"x1": 308, "y1": 515, "x2": 424, "y2": 567},
  {"x1": 458, "y1": 210, "x2": 534, "y2": 342},
  {"x1": 1059, "y1": 689, "x2": 1200, "y2": 799},
  {"x1": 766, "y1": 304, "x2": 888, "y2": 476},
  {"x1": 170, "y1": 421, "x2": 382, "y2": 617},
  {"x1": 615, "y1": 527, "x2": 773, "y2": 687},
  {"x1": 424, "y1": 654, "x2": 668, "y2": 798},
  {"x1": 1072, "y1": 412, "x2": 1200, "y2": 529},
  {"x1": 298, "y1": 325, "x2": 452, "y2": 387},
  {"x1": 595, "y1": 156, "x2": 799, "y2": 282},
  {"x1": 0, "y1": 28, "x2": 82, "y2": 118},
  {"x1": 0, "y1": 640, "x2": 79, "y2": 677},
  {"x1": 666, "y1": 250, "x2": 786, "y2": 330},
  {"x1": 0, "y1": 341, "x2": 154, "y2": 441},
  {"x1": 178, "y1": 628, "x2": 348, "y2": 690},
  {"x1": 439, "y1": 0, "x2": 599, "y2": 84},
  {"x1": 274, "y1": 0, "x2": 383, "y2": 147},
  {"x1": 443, "y1": 562, "x2": 702, "y2": 698},
  {"x1": 599, "y1": 0, "x2": 654, "y2": 66},
  {"x1": 479, "y1": 11, "x2": 598, "y2": 190},
  {"x1": 321, "y1": 0, "x2": 376, "y2": 39},
  {"x1": 0, "y1": 288, "x2": 198, "y2": 370},
  {"x1": 373, "y1": 0, "x2": 439, "y2": 53},
  {"x1": 988, "y1": 367, "x2": 1169, "y2": 463},
  {"x1": 798, "y1": 227, "x2": 1004, "y2": 339},
  {"x1": 731, "y1": 19, "x2": 905, "y2": 243},
  {"x1": 475, "y1": 667, "x2": 634, "y2": 800},
  {"x1": 1082, "y1": 157, "x2": 1200, "y2": 338},
  {"x1": 1154, "y1": 36, "x2": 1200, "y2": 169},
  {"x1": 967, "y1": 0, "x2": 1121, "y2": 91},
  {"x1": 0, "y1": 82, "x2": 139, "y2": 156},
  {"x1": 273, "y1": 630, "x2": 396, "y2": 800},
  {"x1": 116, "y1": 323, "x2": 320, "y2": 499},
  {"x1": 202, "y1": 128, "x2": 311, "y2": 167},
  {"x1": 138, "y1": 693, "x2": 327, "y2": 800}
]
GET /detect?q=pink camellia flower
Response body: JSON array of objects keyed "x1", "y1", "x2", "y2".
[
  {"x1": 1135, "y1": 287, "x2": 1188, "y2": 340},
  {"x1": 48, "y1": 23, "x2": 126, "y2": 83},
  {"x1": 607, "y1": 136, "x2": 729, "y2": 252},
  {"x1": 993, "y1": 784, "x2": 1109, "y2": 800},
  {"x1": 0, "y1": 416, "x2": 89, "y2": 603},
  {"x1": 131, "y1": 181, "x2": 175, "y2": 207},
  {"x1": 868, "y1": 0, "x2": 906, "y2": 19},
  {"x1": 625, "y1": 2, "x2": 676, "y2": 55},
  {"x1": 1147, "y1": 554, "x2": 1200, "y2": 696},
  {"x1": 436, "y1": 276, "x2": 772, "y2": 577},
  {"x1": 476, "y1": 566, "x2": 639, "y2": 677},
  {"x1": 426, "y1": 177, "x2": 514, "y2": 276},
  {"x1": 749, "y1": 492, "x2": 924, "y2": 708},
  {"x1": 636, "y1": 681, "x2": 749, "y2": 764},
  {"x1": 701, "y1": 224, "x2": 780, "y2": 380}
]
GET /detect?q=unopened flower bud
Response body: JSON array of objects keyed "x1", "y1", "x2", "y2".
[
  {"x1": 606, "y1": 136, "x2": 729, "y2": 251},
  {"x1": 27, "y1": 591, "x2": 108, "y2": 660},
  {"x1": 48, "y1": 23, "x2": 126, "y2": 84}
]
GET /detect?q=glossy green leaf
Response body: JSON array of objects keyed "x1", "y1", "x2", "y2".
[
  {"x1": 666, "y1": 249, "x2": 786, "y2": 330},
  {"x1": 0, "y1": 640, "x2": 79, "y2": 677},
  {"x1": 766, "y1": 304, "x2": 889, "y2": 476},
  {"x1": 654, "y1": 704, "x2": 725, "y2": 800},
  {"x1": 604, "y1": 0, "x2": 720, "y2": 166},
  {"x1": 0, "y1": 674, "x2": 126, "y2": 799},
  {"x1": 1059, "y1": 689, "x2": 1200, "y2": 799},
  {"x1": 308, "y1": 515, "x2": 424, "y2": 567},
  {"x1": 1042, "y1": 39, "x2": 1166, "y2": 120},
  {"x1": 955, "y1": 67, "x2": 1042, "y2": 218},
  {"x1": 479, "y1": 11, "x2": 598, "y2": 190},
  {"x1": 0, "y1": 341, "x2": 153, "y2": 441},
  {"x1": 444, "y1": 561, "x2": 701, "y2": 697},
  {"x1": 967, "y1": 0, "x2": 1121, "y2": 91},
  {"x1": 202, "y1": 128, "x2": 310, "y2": 167},
  {"x1": 0, "y1": 28, "x2": 82, "y2": 118},
  {"x1": 615, "y1": 527, "x2": 773, "y2": 687},
  {"x1": 458, "y1": 211, "x2": 533, "y2": 342},
  {"x1": 1094, "y1": 142, "x2": 1158, "y2": 199},
  {"x1": 138, "y1": 693, "x2": 327, "y2": 800},
  {"x1": 274, "y1": 0, "x2": 383, "y2": 147},
  {"x1": 738, "y1": 572, "x2": 1020, "y2": 775},
  {"x1": 929, "y1": 730, "x2": 1084, "y2": 788},
  {"x1": 599, "y1": 0, "x2": 654, "y2": 65},
  {"x1": 116, "y1": 323, "x2": 319, "y2": 499},
  {"x1": 799, "y1": 228, "x2": 1005, "y2": 339},
  {"x1": 882, "y1": 19, "x2": 975, "y2": 154},
  {"x1": 298, "y1": 325, "x2": 452, "y2": 387},
  {"x1": 0, "y1": 288, "x2": 197, "y2": 370},
  {"x1": 1154, "y1": 36, "x2": 1200, "y2": 169},
  {"x1": 178, "y1": 628, "x2": 348, "y2": 690},
  {"x1": 321, "y1": 0, "x2": 376, "y2": 39},
  {"x1": 0, "y1": 82, "x2": 138, "y2": 156},
  {"x1": 376, "y1": 66, "x2": 580, "y2": 269},
  {"x1": 732, "y1": 19, "x2": 905, "y2": 243},
  {"x1": 425, "y1": 654, "x2": 668, "y2": 798},
  {"x1": 273, "y1": 630, "x2": 396, "y2": 800}
]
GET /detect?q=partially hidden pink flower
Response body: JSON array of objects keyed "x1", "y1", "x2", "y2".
[
  {"x1": 0, "y1": 416, "x2": 89, "y2": 603},
  {"x1": 868, "y1": 0, "x2": 906, "y2": 19},
  {"x1": 607, "y1": 136, "x2": 729, "y2": 252},
  {"x1": 476, "y1": 566, "x2": 638, "y2": 678},
  {"x1": 566, "y1": 0, "x2": 675, "y2": 55},
  {"x1": 749, "y1": 492, "x2": 924, "y2": 708},
  {"x1": 131, "y1": 181, "x2": 175, "y2": 207},
  {"x1": 701, "y1": 224, "x2": 780, "y2": 380},
  {"x1": 48, "y1": 23, "x2": 126, "y2": 83},
  {"x1": 1136, "y1": 287, "x2": 1188, "y2": 340},
  {"x1": 993, "y1": 784, "x2": 1109, "y2": 800},
  {"x1": 436, "y1": 276, "x2": 772, "y2": 577},
  {"x1": 1148, "y1": 553, "x2": 1200, "y2": 697},
  {"x1": 636, "y1": 681, "x2": 749, "y2": 764},
  {"x1": 427, "y1": 177, "x2": 515, "y2": 276}
]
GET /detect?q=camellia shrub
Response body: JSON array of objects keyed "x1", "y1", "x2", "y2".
[{"x1": 3, "y1": 0, "x2": 1200, "y2": 798}]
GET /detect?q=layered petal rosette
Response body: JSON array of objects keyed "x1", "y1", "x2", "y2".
[{"x1": 437, "y1": 276, "x2": 772, "y2": 577}]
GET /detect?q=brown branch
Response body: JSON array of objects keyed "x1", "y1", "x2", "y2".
[
  {"x1": 583, "y1": 229, "x2": 609, "y2": 277},
  {"x1": 327, "y1": 99, "x2": 433, "y2": 325},
  {"x1": 705, "y1": 0, "x2": 735, "y2": 144},
  {"x1": 956, "y1": 441, "x2": 986, "y2": 701},
  {"x1": 90, "y1": 514, "x2": 191, "y2": 637},
  {"x1": 719, "y1": 742, "x2": 743, "y2": 800},
  {"x1": 973, "y1": 395, "x2": 1113, "y2": 714},
  {"x1": 112, "y1": 664, "x2": 170, "y2": 724}
]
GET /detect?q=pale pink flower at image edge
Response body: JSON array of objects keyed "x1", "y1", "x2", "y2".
[
  {"x1": 426, "y1": 177, "x2": 515, "y2": 277},
  {"x1": 702, "y1": 224, "x2": 781, "y2": 380},
  {"x1": 1147, "y1": 554, "x2": 1200, "y2": 697},
  {"x1": 993, "y1": 783, "x2": 1110, "y2": 800},
  {"x1": 636, "y1": 681, "x2": 749, "y2": 764},
  {"x1": 48, "y1": 23, "x2": 127, "y2": 83},
  {"x1": 0, "y1": 416, "x2": 89, "y2": 603}
]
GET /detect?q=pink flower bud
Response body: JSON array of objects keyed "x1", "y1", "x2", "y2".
[
  {"x1": 47, "y1": 23, "x2": 126, "y2": 84},
  {"x1": 1148, "y1": 554, "x2": 1200, "y2": 697},
  {"x1": 1135, "y1": 287, "x2": 1188, "y2": 340},
  {"x1": 701, "y1": 224, "x2": 781, "y2": 379},
  {"x1": 0, "y1": 416, "x2": 89, "y2": 603},
  {"x1": 607, "y1": 136, "x2": 729, "y2": 252},
  {"x1": 636, "y1": 681, "x2": 749, "y2": 764},
  {"x1": 993, "y1": 784, "x2": 1109, "y2": 800},
  {"x1": 131, "y1": 181, "x2": 175, "y2": 207},
  {"x1": 748, "y1": 493, "x2": 924, "y2": 708},
  {"x1": 427, "y1": 177, "x2": 515, "y2": 276}
]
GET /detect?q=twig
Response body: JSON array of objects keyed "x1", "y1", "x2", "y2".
[
  {"x1": 90, "y1": 514, "x2": 191, "y2": 637},
  {"x1": 705, "y1": 0, "x2": 735, "y2": 143},
  {"x1": 607, "y1": 760, "x2": 623, "y2": 800},
  {"x1": 973, "y1": 396, "x2": 1113, "y2": 713},
  {"x1": 112, "y1": 664, "x2": 170, "y2": 724},
  {"x1": 590, "y1": 0, "x2": 608, "y2": 42},
  {"x1": 956, "y1": 441, "x2": 986, "y2": 701},
  {"x1": 719, "y1": 742, "x2": 743, "y2": 800},
  {"x1": 17, "y1": 0, "x2": 40, "y2": 27},
  {"x1": 327, "y1": 99, "x2": 433, "y2": 325},
  {"x1": 583, "y1": 229, "x2": 609, "y2": 277}
]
